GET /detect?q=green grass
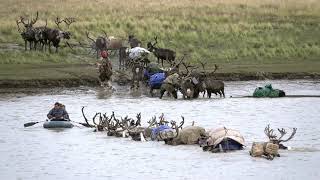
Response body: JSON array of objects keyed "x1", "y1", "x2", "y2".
[{"x1": 0, "y1": 0, "x2": 319, "y2": 81}]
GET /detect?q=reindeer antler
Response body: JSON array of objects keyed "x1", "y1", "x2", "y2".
[
  {"x1": 170, "y1": 120, "x2": 177, "y2": 129},
  {"x1": 85, "y1": 31, "x2": 95, "y2": 43},
  {"x1": 16, "y1": 20, "x2": 22, "y2": 32},
  {"x1": 19, "y1": 16, "x2": 28, "y2": 26},
  {"x1": 277, "y1": 128, "x2": 287, "y2": 140},
  {"x1": 265, "y1": 124, "x2": 297, "y2": 143},
  {"x1": 107, "y1": 112, "x2": 120, "y2": 131},
  {"x1": 30, "y1": 11, "x2": 39, "y2": 25},
  {"x1": 111, "y1": 111, "x2": 116, "y2": 120},
  {"x1": 55, "y1": 17, "x2": 64, "y2": 29},
  {"x1": 181, "y1": 62, "x2": 192, "y2": 76},
  {"x1": 63, "y1": 17, "x2": 76, "y2": 28},
  {"x1": 208, "y1": 64, "x2": 219, "y2": 75},
  {"x1": 113, "y1": 118, "x2": 120, "y2": 129},
  {"x1": 196, "y1": 59, "x2": 207, "y2": 72},
  {"x1": 153, "y1": 36, "x2": 158, "y2": 46},
  {"x1": 170, "y1": 54, "x2": 185, "y2": 68},
  {"x1": 278, "y1": 127, "x2": 297, "y2": 143},
  {"x1": 178, "y1": 116, "x2": 185, "y2": 129},
  {"x1": 135, "y1": 113, "x2": 141, "y2": 126},
  {"x1": 159, "y1": 113, "x2": 164, "y2": 121},
  {"x1": 147, "y1": 116, "x2": 157, "y2": 127},
  {"x1": 264, "y1": 124, "x2": 277, "y2": 141},
  {"x1": 92, "y1": 112, "x2": 101, "y2": 125},
  {"x1": 158, "y1": 113, "x2": 169, "y2": 125},
  {"x1": 102, "y1": 30, "x2": 108, "y2": 38},
  {"x1": 98, "y1": 113, "x2": 104, "y2": 126},
  {"x1": 119, "y1": 116, "x2": 129, "y2": 129},
  {"x1": 182, "y1": 62, "x2": 198, "y2": 78}
]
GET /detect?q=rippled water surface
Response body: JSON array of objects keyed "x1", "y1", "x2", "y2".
[{"x1": 0, "y1": 80, "x2": 320, "y2": 180}]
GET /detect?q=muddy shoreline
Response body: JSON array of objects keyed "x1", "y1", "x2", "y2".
[{"x1": 0, "y1": 72, "x2": 319, "y2": 89}]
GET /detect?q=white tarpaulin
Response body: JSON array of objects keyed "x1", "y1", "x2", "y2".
[
  {"x1": 206, "y1": 127, "x2": 245, "y2": 147},
  {"x1": 128, "y1": 47, "x2": 150, "y2": 60}
]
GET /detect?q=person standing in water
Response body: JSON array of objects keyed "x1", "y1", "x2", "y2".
[{"x1": 98, "y1": 50, "x2": 113, "y2": 87}]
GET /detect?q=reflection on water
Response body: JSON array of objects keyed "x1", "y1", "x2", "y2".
[{"x1": 0, "y1": 80, "x2": 319, "y2": 180}]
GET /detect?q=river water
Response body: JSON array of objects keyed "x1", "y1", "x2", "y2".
[{"x1": 0, "y1": 80, "x2": 319, "y2": 180}]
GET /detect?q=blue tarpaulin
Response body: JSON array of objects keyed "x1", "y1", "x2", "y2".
[
  {"x1": 151, "y1": 125, "x2": 171, "y2": 140},
  {"x1": 149, "y1": 73, "x2": 166, "y2": 88}
]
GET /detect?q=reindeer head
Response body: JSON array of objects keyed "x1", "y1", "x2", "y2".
[
  {"x1": 128, "y1": 35, "x2": 134, "y2": 41},
  {"x1": 264, "y1": 124, "x2": 297, "y2": 149},
  {"x1": 62, "y1": 31, "x2": 71, "y2": 39},
  {"x1": 147, "y1": 36, "x2": 158, "y2": 51},
  {"x1": 147, "y1": 42, "x2": 154, "y2": 51}
]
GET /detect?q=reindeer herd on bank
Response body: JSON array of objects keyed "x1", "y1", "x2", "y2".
[
  {"x1": 15, "y1": 12, "x2": 225, "y2": 99},
  {"x1": 81, "y1": 107, "x2": 297, "y2": 160},
  {"x1": 16, "y1": 12, "x2": 75, "y2": 52}
]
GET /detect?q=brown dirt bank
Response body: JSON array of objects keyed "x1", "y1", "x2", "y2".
[
  {"x1": 0, "y1": 77, "x2": 99, "y2": 88},
  {"x1": 212, "y1": 72, "x2": 320, "y2": 81},
  {"x1": 0, "y1": 72, "x2": 319, "y2": 89}
]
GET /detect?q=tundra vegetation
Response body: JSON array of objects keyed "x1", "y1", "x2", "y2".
[{"x1": 0, "y1": 0, "x2": 320, "y2": 82}]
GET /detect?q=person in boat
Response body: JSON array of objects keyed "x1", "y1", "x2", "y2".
[
  {"x1": 47, "y1": 102, "x2": 69, "y2": 121},
  {"x1": 60, "y1": 104, "x2": 70, "y2": 120}
]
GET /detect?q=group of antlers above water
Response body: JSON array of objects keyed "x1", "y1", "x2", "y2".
[{"x1": 81, "y1": 107, "x2": 297, "y2": 160}]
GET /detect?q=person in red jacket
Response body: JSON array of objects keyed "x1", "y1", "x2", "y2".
[{"x1": 97, "y1": 50, "x2": 113, "y2": 86}]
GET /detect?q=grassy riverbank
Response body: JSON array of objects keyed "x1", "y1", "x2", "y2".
[{"x1": 0, "y1": 0, "x2": 319, "y2": 87}]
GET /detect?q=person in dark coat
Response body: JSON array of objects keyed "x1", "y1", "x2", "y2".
[{"x1": 47, "y1": 102, "x2": 69, "y2": 121}]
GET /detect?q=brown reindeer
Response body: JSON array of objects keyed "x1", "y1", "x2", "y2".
[
  {"x1": 33, "y1": 19, "x2": 49, "y2": 51},
  {"x1": 250, "y1": 124, "x2": 297, "y2": 160},
  {"x1": 86, "y1": 31, "x2": 124, "y2": 58},
  {"x1": 178, "y1": 62, "x2": 202, "y2": 99},
  {"x1": 86, "y1": 31, "x2": 107, "y2": 58},
  {"x1": 158, "y1": 116, "x2": 207, "y2": 146},
  {"x1": 45, "y1": 17, "x2": 75, "y2": 53},
  {"x1": 16, "y1": 12, "x2": 39, "y2": 50},
  {"x1": 196, "y1": 61, "x2": 224, "y2": 98},
  {"x1": 107, "y1": 36, "x2": 123, "y2": 50},
  {"x1": 147, "y1": 36, "x2": 176, "y2": 67}
]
